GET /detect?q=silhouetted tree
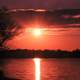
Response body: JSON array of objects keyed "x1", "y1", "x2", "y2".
[{"x1": 0, "y1": 6, "x2": 22, "y2": 49}]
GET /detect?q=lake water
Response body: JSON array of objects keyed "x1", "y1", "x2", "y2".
[{"x1": 2, "y1": 58, "x2": 80, "y2": 80}]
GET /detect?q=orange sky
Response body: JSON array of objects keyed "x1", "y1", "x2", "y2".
[{"x1": 6, "y1": 27, "x2": 80, "y2": 50}]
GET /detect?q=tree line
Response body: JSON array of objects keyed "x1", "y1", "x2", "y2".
[{"x1": 0, "y1": 49, "x2": 80, "y2": 58}]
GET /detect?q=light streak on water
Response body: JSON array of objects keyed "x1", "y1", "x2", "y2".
[{"x1": 33, "y1": 58, "x2": 40, "y2": 80}]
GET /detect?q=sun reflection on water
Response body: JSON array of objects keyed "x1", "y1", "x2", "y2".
[{"x1": 33, "y1": 58, "x2": 40, "y2": 80}]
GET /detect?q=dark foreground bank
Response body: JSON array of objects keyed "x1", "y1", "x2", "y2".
[{"x1": 0, "y1": 70, "x2": 20, "y2": 80}]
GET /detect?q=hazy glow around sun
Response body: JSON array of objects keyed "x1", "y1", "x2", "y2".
[{"x1": 32, "y1": 28, "x2": 42, "y2": 36}]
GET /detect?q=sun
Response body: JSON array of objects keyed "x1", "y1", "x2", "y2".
[{"x1": 32, "y1": 28, "x2": 42, "y2": 36}]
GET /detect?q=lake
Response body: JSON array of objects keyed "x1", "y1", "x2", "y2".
[{"x1": 2, "y1": 58, "x2": 80, "y2": 80}]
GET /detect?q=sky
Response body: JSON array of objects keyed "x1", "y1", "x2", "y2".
[
  {"x1": 0, "y1": 0, "x2": 80, "y2": 50},
  {"x1": 0, "y1": 0, "x2": 80, "y2": 9},
  {"x1": 6, "y1": 27, "x2": 80, "y2": 50}
]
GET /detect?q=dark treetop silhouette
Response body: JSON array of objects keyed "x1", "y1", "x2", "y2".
[
  {"x1": 0, "y1": 49, "x2": 80, "y2": 58},
  {"x1": 0, "y1": 7, "x2": 22, "y2": 48}
]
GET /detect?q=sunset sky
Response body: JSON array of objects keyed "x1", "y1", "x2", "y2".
[
  {"x1": 6, "y1": 26, "x2": 80, "y2": 50},
  {"x1": 0, "y1": 0, "x2": 80, "y2": 50}
]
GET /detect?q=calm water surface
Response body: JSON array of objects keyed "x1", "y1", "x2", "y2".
[{"x1": 2, "y1": 58, "x2": 80, "y2": 80}]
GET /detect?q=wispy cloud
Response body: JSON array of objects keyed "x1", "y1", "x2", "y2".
[{"x1": 23, "y1": 27, "x2": 80, "y2": 36}]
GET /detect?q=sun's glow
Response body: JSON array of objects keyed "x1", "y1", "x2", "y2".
[
  {"x1": 34, "y1": 58, "x2": 40, "y2": 80},
  {"x1": 35, "y1": 9, "x2": 47, "y2": 12},
  {"x1": 32, "y1": 28, "x2": 42, "y2": 36}
]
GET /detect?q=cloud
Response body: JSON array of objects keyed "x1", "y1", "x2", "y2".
[
  {"x1": 62, "y1": 15, "x2": 80, "y2": 19},
  {"x1": 0, "y1": 0, "x2": 80, "y2": 9}
]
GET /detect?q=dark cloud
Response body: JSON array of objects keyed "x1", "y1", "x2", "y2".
[{"x1": 0, "y1": 0, "x2": 80, "y2": 9}]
